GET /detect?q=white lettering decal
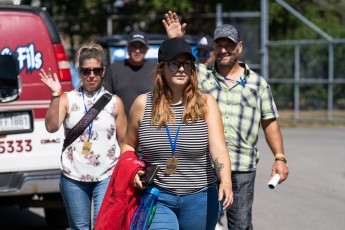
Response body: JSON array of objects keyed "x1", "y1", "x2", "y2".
[{"x1": 0, "y1": 43, "x2": 43, "y2": 72}]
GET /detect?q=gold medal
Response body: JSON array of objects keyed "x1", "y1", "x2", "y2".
[
  {"x1": 165, "y1": 157, "x2": 178, "y2": 174},
  {"x1": 82, "y1": 141, "x2": 92, "y2": 155}
]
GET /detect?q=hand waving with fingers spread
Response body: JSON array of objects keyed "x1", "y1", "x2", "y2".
[
  {"x1": 39, "y1": 68, "x2": 61, "y2": 93},
  {"x1": 162, "y1": 11, "x2": 186, "y2": 38}
]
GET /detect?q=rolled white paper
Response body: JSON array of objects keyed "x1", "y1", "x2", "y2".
[{"x1": 268, "y1": 174, "x2": 280, "y2": 189}]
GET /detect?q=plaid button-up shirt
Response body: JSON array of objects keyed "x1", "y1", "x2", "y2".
[{"x1": 197, "y1": 62, "x2": 279, "y2": 171}]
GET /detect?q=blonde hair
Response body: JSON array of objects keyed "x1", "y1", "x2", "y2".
[
  {"x1": 151, "y1": 62, "x2": 208, "y2": 127},
  {"x1": 76, "y1": 41, "x2": 105, "y2": 67}
]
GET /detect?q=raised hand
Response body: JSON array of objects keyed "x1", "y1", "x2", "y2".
[
  {"x1": 162, "y1": 11, "x2": 187, "y2": 38},
  {"x1": 39, "y1": 68, "x2": 61, "y2": 93}
]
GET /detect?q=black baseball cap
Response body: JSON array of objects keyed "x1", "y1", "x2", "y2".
[
  {"x1": 128, "y1": 31, "x2": 149, "y2": 48},
  {"x1": 158, "y1": 38, "x2": 196, "y2": 63}
]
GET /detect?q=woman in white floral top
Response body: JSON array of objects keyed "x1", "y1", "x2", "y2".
[{"x1": 39, "y1": 41, "x2": 127, "y2": 230}]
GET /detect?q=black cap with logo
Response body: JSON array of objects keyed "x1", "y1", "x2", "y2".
[{"x1": 128, "y1": 31, "x2": 149, "y2": 48}]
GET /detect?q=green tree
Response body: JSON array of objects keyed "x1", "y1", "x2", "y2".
[{"x1": 270, "y1": 0, "x2": 345, "y2": 39}]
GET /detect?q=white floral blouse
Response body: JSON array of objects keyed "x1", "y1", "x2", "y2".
[{"x1": 61, "y1": 87, "x2": 120, "y2": 182}]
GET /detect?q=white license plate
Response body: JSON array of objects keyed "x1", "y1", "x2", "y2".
[{"x1": 0, "y1": 110, "x2": 33, "y2": 134}]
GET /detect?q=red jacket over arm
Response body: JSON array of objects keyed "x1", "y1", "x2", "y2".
[{"x1": 95, "y1": 150, "x2": 145, "y2": 230}]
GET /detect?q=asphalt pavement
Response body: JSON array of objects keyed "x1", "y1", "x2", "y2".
[{"x1": 217, "y1": 126, "x2": 345, "y2": 230}]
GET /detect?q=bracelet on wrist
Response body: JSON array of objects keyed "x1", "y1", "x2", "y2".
[
  {"x1": 275, "y1": 157, "x2": 287, "y2": 163},
  {"x1": 220, "y1": 182, "x2": 232, "y2": 187},
  {"x1": 274, "y1": 153, "x2": 286, "y2": 159},
  {"x1": 52, "y1": 89, "x2": 61, "y2": 97}
]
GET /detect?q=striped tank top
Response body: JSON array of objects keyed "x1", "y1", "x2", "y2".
[{"x1": 139, "y1": 92, "x2": 217, "y2": 195}]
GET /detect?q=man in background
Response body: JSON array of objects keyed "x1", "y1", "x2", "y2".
[
  {"x1": 104, "y1": 31, "x2": 155, "y2": 116},
  {"x1": 195, "y1": 35, "x2": 215, "y2": 68}
]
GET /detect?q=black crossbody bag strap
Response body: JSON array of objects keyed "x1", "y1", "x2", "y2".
[{"x1": 62, "y1": 93, "x2": 112, "y2": 152}]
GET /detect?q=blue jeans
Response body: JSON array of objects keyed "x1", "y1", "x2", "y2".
[
  {"x1": 150, "y1": 186, "x2": 219, "y2": 230},
  {"x1": 59, "y1": 173, "x2": 110, "y2": 230},
  {"x1": 226, "y1": 171, "x2": 256, "y2": 230}
]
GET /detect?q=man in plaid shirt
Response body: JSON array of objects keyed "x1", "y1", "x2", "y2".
[{"x1": 163, "y1": 11, "x2": 289, "y2": 229}]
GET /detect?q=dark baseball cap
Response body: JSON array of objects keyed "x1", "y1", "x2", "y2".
[
  {"x1": 196, "y1": 35, "x2": 214, "y2": 52},
  {"x1": 214, "y1": 24, "x2": 241, "y2": 43},
  {"x1": 158, "y1": 38, "x2": 196, "y2": 63},
  {"x1": 128, "y1": 31, "x2": 149, "y2": 48}
]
